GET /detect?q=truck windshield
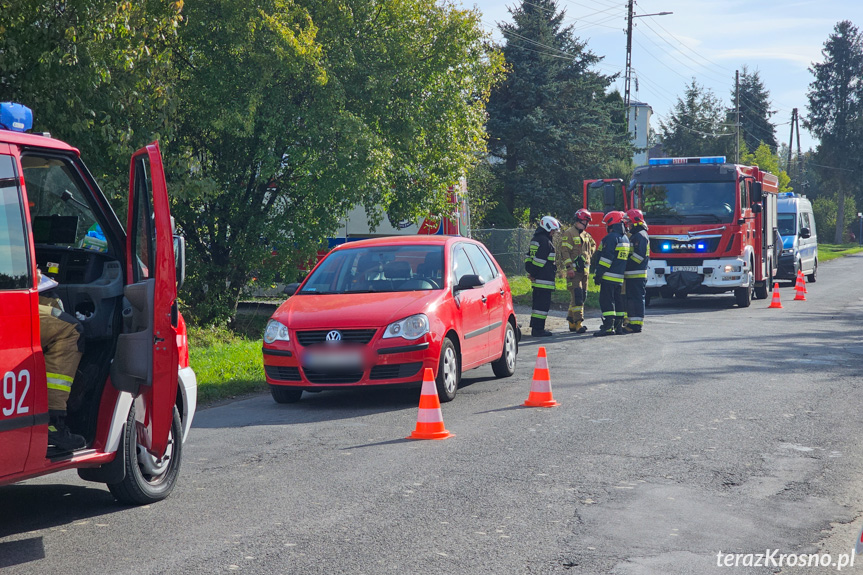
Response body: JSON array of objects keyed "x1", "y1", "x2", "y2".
[
  {"x1": 777, "y1": 213, "x2": 796, "y2": 236},
  {"x1": 300, "y1": 245, "x2": 445, "y2": 294},
  {"x1": 638, "y1": 182, "x2": 736, "y2": 224}
]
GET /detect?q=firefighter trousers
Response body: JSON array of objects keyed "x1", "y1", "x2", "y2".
[
  {"x1": 530, "y1": 287, "x2": 553, "y2": 330},
  {"x1": 39, "y1": 304, "x2": 84, "y2": 412},
  {"x1": 598, "y1": 281, "x2": 624, "y2": 321},
  {"x1": 567, "y1": 271, "x2": 589, "y2": 325},
  {"x1": 625, "y1": 278, "x2": 647, "y2": 327}
]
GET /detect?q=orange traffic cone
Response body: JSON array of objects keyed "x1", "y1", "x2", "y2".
[
  {"x1": 794, "y1": 272, "x2": 807, "y2": 301},
  {"x1": 407, "y1": 368, "x2": 453, "y2": 440},
  {"x1": 798, "y1": 270, "x2": 809, "y2": 294},
  {"x1": 523, "y1": 347, "x2": 559, "y2": 407},
  {"x1": 768, "y1": 282, "x2": 783, "y2": 308}
]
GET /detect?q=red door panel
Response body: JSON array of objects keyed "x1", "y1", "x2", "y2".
[{"x1": 126, "y1": 142, "x2": 178, "y2": 457}]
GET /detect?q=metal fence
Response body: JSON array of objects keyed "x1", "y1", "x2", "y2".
[{"x1": 471, "y1": 228, "x2": 535, "y2": 276}]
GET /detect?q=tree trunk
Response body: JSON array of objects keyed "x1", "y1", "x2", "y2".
[{"x1": 835, "y1": 189, "x2": 846, "y2": 244}]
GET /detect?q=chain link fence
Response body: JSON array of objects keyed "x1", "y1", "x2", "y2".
[{"x1": 471, "y1": 228, "x2": 535, "y2": 276}]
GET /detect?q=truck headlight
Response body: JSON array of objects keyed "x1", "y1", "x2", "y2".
[
  {"x1": 723, "y1": 265, "x2": 741, "y2": 273},
  {"x1": 383, "y1": 314, "x2": 429, "y2": 340},
  {"x1": 264, "y1": 319, "x2": 290, "y2": 343}
]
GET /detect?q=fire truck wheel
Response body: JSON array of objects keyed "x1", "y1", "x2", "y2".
[
  {"x1": 734, "y1": 271, "x2": 754, "y2": 308},
  {"x1": 108, "y1": 405, "x2": 183, "y2": 505}
]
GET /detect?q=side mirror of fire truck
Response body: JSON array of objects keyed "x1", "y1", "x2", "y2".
[
  {"x1": 750, "y1": 203, "x2": 762, "y2": 214},
  {"x1": 751, "y1": 181, "x2": 763, "y2": 202},
  {"x1": 173, "y1": 235, "x2": 186, "y2": 290}
]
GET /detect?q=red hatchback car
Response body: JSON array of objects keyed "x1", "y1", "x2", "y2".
[{"x1": 262, "y1": 235, "x2": 519, "y2": 403}]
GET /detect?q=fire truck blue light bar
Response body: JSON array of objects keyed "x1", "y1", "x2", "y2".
[
  {"x1": 649, "y1": 156, "x2": 726, "y2": 166},
  {"x1": 0, "y1": 103, "x2": 33, "y2": 133}
]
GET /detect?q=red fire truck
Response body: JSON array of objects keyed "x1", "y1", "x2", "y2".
[
  {"x1": 628, "y1": 156, "x2": 780, "y2": 307},
  {"x1": 581, "y1": 178, "x2": 630, "y2": 245},
  {"x1": 0, "y1": 102, "x2": 196, "y2": 504}
]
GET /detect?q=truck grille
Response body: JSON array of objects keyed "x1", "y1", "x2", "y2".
[{"x1": 296, "y1": 329, "x2": 377, "y2": 347}]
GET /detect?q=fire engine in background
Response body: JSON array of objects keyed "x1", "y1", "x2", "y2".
[
  {"x1": 323, "y1": 178, "x2": 470, "y2": 255},
  {"x1": 0, "y1": 102, "x2": 196, "y2": 504},
  {"x1": 582, "y1": 178, "x2": 629, "y2": 245},
  {"x1": 629, "y1": 156, "x2": 780, "y2": 308}
]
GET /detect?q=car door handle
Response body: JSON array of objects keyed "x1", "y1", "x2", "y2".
[
  {"x1": 499, "y1": 289, "x2": 505, "y2": 296},
  {"x1": 481, "y1": 295, "x2": 487, "y2": 303}
]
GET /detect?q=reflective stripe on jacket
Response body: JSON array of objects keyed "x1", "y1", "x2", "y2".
[
  {"x1": 525, "y1": 227, "x2": 556, "y2": 288},
  {"x1": 624, "y1": 225, "x2": 650, "y2": 279}
]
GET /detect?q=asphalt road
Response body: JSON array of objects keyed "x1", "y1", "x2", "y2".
[{"x1": 2, "y1": 254, "x2": 863, "y2": 575}]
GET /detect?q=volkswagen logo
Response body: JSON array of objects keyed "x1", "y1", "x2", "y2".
[{"x1": 325, "y1": 330, "x2": 342, "y2": 344}]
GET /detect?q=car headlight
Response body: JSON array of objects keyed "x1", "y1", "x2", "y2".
[
  {"x1": 264, "y1": 319, "x2": 290, "y2": 344},
  {"x1": 383, "y1": 314, "x2": 429, "y2": 340},
  {"x1": 781, "y1": 249, "x2": 792, "y2": 256}
]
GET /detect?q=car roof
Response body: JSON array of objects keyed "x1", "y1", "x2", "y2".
[
  {"x1": 0, "y1": 129, "x2": 80, "y2": 155},
  {"x1": 334, "y1": 235, "x2": 469, "y2": 250}
]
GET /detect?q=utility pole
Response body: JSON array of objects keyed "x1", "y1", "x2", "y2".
[
  {"x1": 623, "y1": 3, "x2": 671, "y2": 132},
  {"x1": 624, "y1": 0, "x2": 634, "y2": 114},
  {"x1": 787, "y1": 108, "x2": 798, "y2": 175},
  {"x1": 735, "y1": 70, "x2": 740, "y2": 163}
]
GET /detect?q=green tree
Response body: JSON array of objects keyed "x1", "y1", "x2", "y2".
[
  {"x1": 659, "y1": 79, "x2": 734, "y2": 157},
  {"x1": 728, "y1": 66, "x2": 777, "y2": 154},
  {"x1": 805, "y1": 20, "x2": 863, "y2": 243},
  {"x1": 0, "y1": 0, "x2": 183, "y2": 198},
  {"x1": 740, "y1": 142, "x2": 791, "y2": 194},
  {"x1": 486, "y1": 0, "x2": 630, "y2": 223},
  {"x1": 167, "y1": 0, "x2": 504, "y2": 324}
]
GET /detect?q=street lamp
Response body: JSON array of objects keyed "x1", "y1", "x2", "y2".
[{"x1": 624, "y1": 2, "x2": 672, "y2": 125}]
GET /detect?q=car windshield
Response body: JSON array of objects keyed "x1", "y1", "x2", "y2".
[
  {"x1": 777, "y1": 213, "x2": 796, "y2": 236},
  {"x1": 638, "y1": 181, "x2": 737, "y2": 224},
  {"x1": 299, "y1": 245, "x2": 445, "y2": 294}
]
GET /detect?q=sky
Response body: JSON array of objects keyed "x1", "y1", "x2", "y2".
[{"x1": 462, "y1": 0, "x2": 863, "y2": 154}]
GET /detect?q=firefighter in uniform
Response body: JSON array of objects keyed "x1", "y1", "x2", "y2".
[
  {"x1": 591, "y1": 211, "x2": 630, "y2": 337},
  {"x1": 38, "y1": 270, "x2": 86, "y2": 451},
  {"x1": 559, "y1": 209, "x2": 595, "y2": 333},
  {"x1": 622, "y1": 209, "x2": 649, "y2": 334},
  {"x1": 525, "y1": 215, "x2": 560, "y2": 337}
]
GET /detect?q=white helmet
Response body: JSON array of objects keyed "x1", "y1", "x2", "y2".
[{"x1": 539, "y1": 215, "x2": 561, "y2": 233}]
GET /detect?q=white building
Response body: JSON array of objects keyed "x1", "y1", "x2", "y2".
[{"x1": 628, "y1": 101, "x2": 652, "y2": 166}]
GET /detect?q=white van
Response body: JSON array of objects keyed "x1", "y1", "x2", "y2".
[{"x1": 776, "y1": 192, "x2": 817, "y2": 282}]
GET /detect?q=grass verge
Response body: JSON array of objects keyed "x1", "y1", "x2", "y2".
[
  {"x1": 509, "y1": 274, "x2": 600, "y2": 311},
  {"x1": 818, "y1": 243, "x2": 863, "y2": 263},
  {"x1": 188, "y1": 325, "x2": 266, "y2": 404}
]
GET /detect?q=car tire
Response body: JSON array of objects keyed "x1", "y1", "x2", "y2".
[
  {"x1": 108, "y1": 404, "x2": 182, "y2": 505},
  {"x1": 491, "y1": 322, "x2": 517, "y2": 378},
  {"x1": 435, "y1": 337, "x2": 460, "y2": 403},
  {"x1": 807, "y1": 260, "x2": 817, "y2": 283},
  {"x1": 270, "y1": 385, "x2": 303, "y2": 404}
]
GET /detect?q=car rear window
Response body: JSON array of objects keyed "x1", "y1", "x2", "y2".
[{"x1": 300, "y1": 245, "x2": 445, "y2": 294}]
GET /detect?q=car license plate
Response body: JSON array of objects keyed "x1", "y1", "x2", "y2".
[
  {"x1": 672, "y1": 266, "x2": 699, "y2": 272},
  {"x1": 303, "y1": 349, "x2": 363, "y2": 370}
]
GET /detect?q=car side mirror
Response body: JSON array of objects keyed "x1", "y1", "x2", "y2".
[
  {"x1": 284, "y1": 282, "x2": 300, "y2": 296},
  {"x1": 800, "y1": 227, "x2": 811, "y2": 239},
  {"x1": 455, "y1": 274, "x2": 483, "y2": 291},
  {"x1": 750, "y1": 202, "x2": 762, "y2": 214},
  {"x1": 173, "y1": 235, "x2": 186, "y2": 290}
]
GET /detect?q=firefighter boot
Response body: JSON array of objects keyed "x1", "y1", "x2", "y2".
[
  {"x1": 614, "y1": 316, "x2": 626, "y2": 335},
  {"x1": 572, "y1": 320, "x2": 587, "y2": 334},
  {"x1": 622, "y1": 323, "x2": 642, "y2": 334},
  {"x1": 592, "y1": 318, "x2": 616, "y2": 337},
  {"x1": 48, "y1": 410, "x2": 86, "y2": 452}
]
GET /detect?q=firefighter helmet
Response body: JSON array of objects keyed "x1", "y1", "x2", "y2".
[
  {"x1": 602, "y1": 211, "x2": 625, "y2": 226},
  {"x1": 539, "y1": 215, "x2": 561, "y2": 233},
  {"x1": 574, "y1": 208, "x2": 592, "y2": 224},
  {"x1": 626, "y1": 209, "x2": 645, "y2": 225}
]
